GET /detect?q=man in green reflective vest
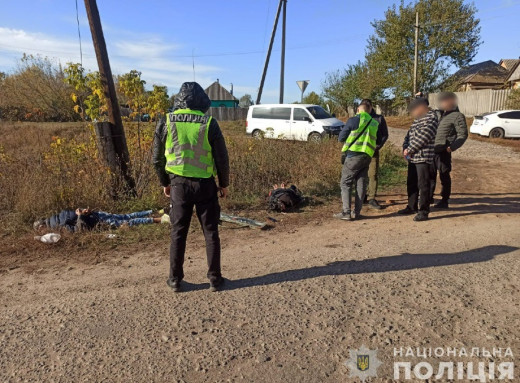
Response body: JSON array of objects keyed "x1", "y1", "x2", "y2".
[
  {"x1": 152, "y1": 82, "x2": 230, "y2": 292},
  {"x1": 334, "y1": 103, "x2": 382, "y2": 221}
]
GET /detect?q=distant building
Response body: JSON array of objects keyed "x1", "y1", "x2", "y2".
[
  {"x1": 205, "y1": 80, "x2": 239, "y2": 108},
  {"x1": 451, "y1": 60, "x2": 510, "y2": 91},
  {"x1": 501, "y1": 58, "x2": 520, "y2": 89}
]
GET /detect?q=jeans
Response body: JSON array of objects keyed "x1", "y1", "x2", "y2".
[
  {"x1": 169, "y1": 176, "x2": 221, "y2": 282},
  {"x1": 96, "y1": 210, "x2": 153, "y2": 227},
  {"x1": 340, "y1": 154, "x2": 372, "y2": 214},
  {"x1": 407, "y1": 162, "x2": 434, "y2": 214},
  {"x1": 430, "y1": 150, "x2": 452, "y2": 202}
]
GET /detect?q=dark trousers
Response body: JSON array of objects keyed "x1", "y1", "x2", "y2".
[
  {"x1": 407, "y1": 162, "x2": 434, "y2": 214},
  {"x1": 169, "y1": 176, "x2": 221, "y2": 282},
  {"x1": 430, "y1": 151, "x2": 452, "y2": 202}
]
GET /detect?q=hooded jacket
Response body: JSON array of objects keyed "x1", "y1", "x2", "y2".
[{"x1": 152, "y1": 82, "x2": 230, "y2": 188}]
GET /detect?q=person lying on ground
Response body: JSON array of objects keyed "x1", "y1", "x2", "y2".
[{"x1": 33, "y1": 209, "x2": 169, "y2": 233}]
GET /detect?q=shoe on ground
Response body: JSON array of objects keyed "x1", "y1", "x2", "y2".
[
  {"x1": 397, "y1": 206, "x2": 417, "y2": 215},
  {"x1": 209, "y1": 277, "x2": 225, "y2": 292},
  {"x1": 167, "y1": 278, "x2": 182, "y2": 292},
  {"x1": 352, "y1": 212, "x2": 363, "y2": 221},
  {"x1": 160, "y1": 214, "x2": 171, "y2": 224},
  {"x1": 333, "y1": 211, "x2": 352, "y2": 221},
  {"x1": 413, "y1": 212, "x2": 429, "y2": 222},
  {"x1": 433, "y1": 200, "x2": 449, "y2": 209},
  {"x1": 368, "y1": 199, "x2": 382, "y2": 210}
]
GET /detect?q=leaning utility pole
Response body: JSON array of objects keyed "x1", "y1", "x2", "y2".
[
  {"x1": 256, "y1": 0, "x2": 283, "y2": 105},
  {"x1": 413, "y1": 11, "x2": 419, "y2": 95},
  {"x1": 84, "y1": 0, "x2": 136, "y2": 195},
  {"x1": 279, "y1": 0, "x2": 287, "y2": 104}
]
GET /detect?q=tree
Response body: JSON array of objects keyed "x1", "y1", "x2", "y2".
[
  {"x1": 239, "y1": 94, "x2": 254, "y2": 108},
  {"x1": 507, "y1": 88, "x2": 520, "y2": 109},
  {"x1": 322, "y1": 62, "x2": 368, "y2": 113},
  {"x1": 147, "y1": 85, "x2": 169, "y2": 119},
  {"x1": 366, "y1": 0, "x2": 481, "y2": 105},
  {"x1": 117, "y1": 70, "x2": 146, "y2": 121},
  {"x1": 0, "y1": 54, "x2": 77, "y2": 121},
  {"x1": 64, "y1": 63, "x2": 107, "y2": 121},
  {"x1": 301, "y1": 91, "x2": 324, "y2": 106}
]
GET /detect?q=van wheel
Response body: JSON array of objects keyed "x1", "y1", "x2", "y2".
[
  {"x1": 489, "y1": 127, "x2": 505, "y2": 139},
  {"x1": 252, "y1": 129, "x2": 263, "y2": 139},
  {"x1": 308, "y1": 132, "x2": 322, "y2": 143}
]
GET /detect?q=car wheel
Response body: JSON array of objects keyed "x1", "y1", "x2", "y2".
[
  {"x1": 308, "y1": 132, "x2": 322, "y2": 143},
  {"x1": 489, "y1": 127, "x2": 505, "y2": 139},
  {"x1": 252, "y1": 129, "x2": 263, "y2": 139}
]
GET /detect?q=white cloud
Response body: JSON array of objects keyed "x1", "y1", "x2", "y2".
[{"x1": 0, "y1": 27, "x2": 219, "y2": 93}]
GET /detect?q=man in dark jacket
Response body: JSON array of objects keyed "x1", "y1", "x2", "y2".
[
  {"x1": 359, "y1": 99, "x2": 389, "y2": 210},
  {"x1": 431, "y1": 92, "x2": 468, "y2": 209},
  {"x1": 398, "y1": 98, "x2": 438, "y2": 222},
  {"x1": 152, "y1": 82, "x2": 230, "y2": 293}
]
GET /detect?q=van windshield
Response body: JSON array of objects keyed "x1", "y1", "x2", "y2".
[{"x1": 306, "y1": 106, "x2": 331, "y2": 120}]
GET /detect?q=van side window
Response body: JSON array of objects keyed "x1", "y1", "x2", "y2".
[
  {"x1": 252, "y1": 107, "x2": 291, "y2": 120},
  {"x1": 293, "y1": 108, "x2": 311, "y2": 121}
]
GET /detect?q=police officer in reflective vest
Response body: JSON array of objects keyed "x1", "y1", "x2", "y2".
[
  {"x1": 334, "y1": 103, "x2": 382, "y2": 221},
  {"x1": 152, "y1": 82, "x2": 230, "y2": 292}
]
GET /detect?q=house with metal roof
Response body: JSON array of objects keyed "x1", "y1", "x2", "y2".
[{"x1": 205, "y1": 80, "x2": 239, "y2": 108}]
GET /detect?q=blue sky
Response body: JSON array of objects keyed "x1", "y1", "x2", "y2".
[{"x1": 1, "y1": 0, "x2": 519, "y2": 103}]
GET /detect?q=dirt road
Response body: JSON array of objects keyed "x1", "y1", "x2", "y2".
[{"x1": 1, "y1": 129, "x2": 519, "y2": 382}]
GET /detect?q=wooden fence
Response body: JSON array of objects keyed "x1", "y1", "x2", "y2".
[
  {"x1": 428, "y1": 89, "x2": 512, "y2": 117},
  {"x1": 206, "y1": 107, "x2": 248, "y2": 121}
]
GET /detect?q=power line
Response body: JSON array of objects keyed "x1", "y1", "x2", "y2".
[{"x1": 75, "y1": 0, "x2": 83, "y2": 65}]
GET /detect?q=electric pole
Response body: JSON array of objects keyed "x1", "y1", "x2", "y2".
[
  {"x1": 413, "y1": 11, "x2": 419, "y2": 95},
  {"x1": 84, "y1": 0, "x2": 135, "y2": 195},
  {"x1": 279, "y1": 0, "x2": 287, "y2": 104},
  {"x1": 256, "y1": 0, "x2": 283, "y2": 105}
]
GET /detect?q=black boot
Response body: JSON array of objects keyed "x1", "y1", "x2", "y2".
[
  {"x1": 413, "y1": 212, "x2": 429, "y2": 222},
  {"x1": 433, "y1": 200, "x2": 449, "y2": 209},
  {"x1": 167, "y1": 278, "x2": 182, "y2": 292},
  {"x1": 209, "y1": 277, "x2": 225, "y2": 292},
  {"x1": 397, "y1": 206, "x2": 417, "y2": 215},
  {"x1": 368, "y1": 199, "x2": 382, "y2": 210}
]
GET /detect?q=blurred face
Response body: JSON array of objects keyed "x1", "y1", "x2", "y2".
[
  {"x1": 410, "y1": 104, "x2": 429, "y2": 119},
  {"x1": 440, "y1": 97, "x2": 457, "y2": 111},
  {"x1": 357, "y1": 105, "x2": 368, "y2": 114}
]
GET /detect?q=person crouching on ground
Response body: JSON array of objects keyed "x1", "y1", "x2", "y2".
[
  {"x1": 33, "y1": 208, "x2": 168, "y2": 233},
  {"x1": 398, "y1": 98, "x2": 439, "y2": 221},
  {"x1": 152, "y1": 82, "x2": 230, "y2": 293},
  {"x1": 430, "y1": 91, "x2": 468, "y2": 209},
  {"x1": 334, "y1": 103, "x2": 382, "y2": 221}
]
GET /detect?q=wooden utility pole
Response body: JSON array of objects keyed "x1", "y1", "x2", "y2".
[
  {"x1": 279, "y1": 0, "x2": 287, "y2": 104},
  {"x1": 84, "y1": 0, "x2": 136, "y2": 195},
  {"x1": 413, "y1": 11, "x2": 419, "y2": 95},
  {"x1": 256, "y1": 0, "x2": 283, "y2": 105}
]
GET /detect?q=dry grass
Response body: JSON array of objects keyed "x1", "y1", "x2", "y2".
[{"x1": 0, "y1": 119, "x2": 406, "y2": 257}]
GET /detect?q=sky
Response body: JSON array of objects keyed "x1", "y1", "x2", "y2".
[{"x1": 1, "y1": 0, "x2": 519, "y2": 103}]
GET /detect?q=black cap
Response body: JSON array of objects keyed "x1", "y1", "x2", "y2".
[
  {"x1": 438, "y1": 91, "x2": 457, "y2": 102},
  {"x1": 408, "y1": 97, "x2": 429, "y2": 111}
]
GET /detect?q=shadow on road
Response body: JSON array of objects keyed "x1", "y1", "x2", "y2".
[
  {"x1": 183, "y1": 245, "x2": 518, "y2": 292},
  {"x1": 429, "y1": 195, "x2": 520, "y2": 220}
]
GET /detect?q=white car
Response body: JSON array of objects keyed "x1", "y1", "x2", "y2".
[
  {"x1": 470, "y1": 110, "x2": 520, "y2": 138},
  {"x1": 246, "y1": 104, "x2": 344, "y2": 142}
]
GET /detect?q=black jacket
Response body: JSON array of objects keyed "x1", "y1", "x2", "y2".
[
  {"x1": 152, "y1": 82, "x2": 230, "y2": 188},
  {"x1": 45, "y1": 210, "x2": 99, "y2": 232},
  {"x1": 434, "y1": 108, "x2": 468, "y2": 153},
  {"x1": 370, "y1": 110, "x2": 389, "y2": 150}
]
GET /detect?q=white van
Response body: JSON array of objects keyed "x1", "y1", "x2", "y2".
[{"x1": 246, "y1": 104, "x2": 344, "y2": 142}]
